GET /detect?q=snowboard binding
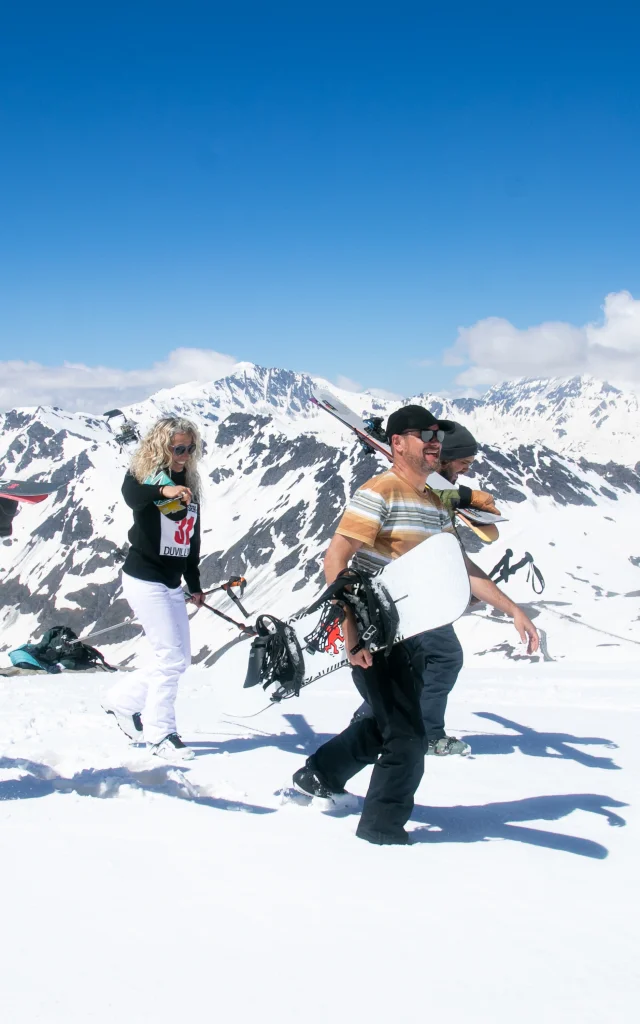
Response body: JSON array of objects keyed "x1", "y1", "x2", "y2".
[
  {"x1": 305, "y1": 567, "x2": 399, "y2": 659},
  {"x1": 362, "y1": 416, "x2": 388, "y2": 445},
  {"x1": 241, "y1": 568, "x2": 399, "y2": 702},
  {"x1": 243, "y1": 615, "x2": 305, "y2": 700}
]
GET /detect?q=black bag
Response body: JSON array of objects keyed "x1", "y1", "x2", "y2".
[{"x1": 9, "y1": 626, "x2": 116, "y2": 673}]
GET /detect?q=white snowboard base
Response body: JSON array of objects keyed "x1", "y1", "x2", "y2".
[{"x1": 291, "y1": 532, "x2": 470, "y2": 686}]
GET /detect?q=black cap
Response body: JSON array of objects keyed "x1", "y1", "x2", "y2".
[
  {"x1": 386, "y1": 404, "x2": 455, "y2": 441},
  {"x1": 440, "y1": 422, "x2": 478, "y2": 461}
]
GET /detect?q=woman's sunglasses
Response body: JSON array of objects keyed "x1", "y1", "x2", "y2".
[{"x1": 170, "y1": 443, "x2": 197, "y2": 456}]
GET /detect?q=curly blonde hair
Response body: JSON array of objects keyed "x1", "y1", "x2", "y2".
[{"x1": 130, "y1": 417, "x2": 202, "y2": 498}]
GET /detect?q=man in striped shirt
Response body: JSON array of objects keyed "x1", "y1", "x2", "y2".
[
  {"x1": 351, "y1": 419, "x2": 487, "y2": 756},
  {"x1": 293, "y1": 404, "x2": 539, "y2": 846}
]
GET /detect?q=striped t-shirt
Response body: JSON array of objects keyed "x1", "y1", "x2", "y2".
[{"x1": 336, "y1": 469, "x2": 454, "y2": 575}]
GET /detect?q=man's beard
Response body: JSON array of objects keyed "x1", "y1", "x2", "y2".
[
  {"x1": 438, "y1": 462, "x2": 456, "y2": 483},
  {"x1": 405, "y1": 449, "x2": 439, "y2": 474}
]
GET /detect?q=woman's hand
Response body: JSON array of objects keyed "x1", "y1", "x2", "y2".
[
  {"x1": 161, "y1": 485, "x2": 192, "y2": 504},
  {"x1": 189, "y1": 592, "x2": 205, "y2": 608}
]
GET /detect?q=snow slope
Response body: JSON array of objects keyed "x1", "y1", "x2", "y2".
[{"x1": 1, "y1": 660, "x2": 637, "y2": 1023}]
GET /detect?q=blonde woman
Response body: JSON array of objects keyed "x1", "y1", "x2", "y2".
[{"x1": 104, "y1": 417, "x2": 205, "y2": 760}]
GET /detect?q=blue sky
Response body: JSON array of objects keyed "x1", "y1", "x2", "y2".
[{"x1": 1, "y1": 1, "x2": 640, "y2": 408}]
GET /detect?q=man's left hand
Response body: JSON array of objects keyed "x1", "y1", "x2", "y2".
[
  {"x1": 190, "y1": 592, "x2": 205, "y2": 608},
  {"x1": 470, "y1": 489, "x2": 501, "y2": 515},
  {"x1": 513, "y1": 609, "x2": 539, "y2": 654}
]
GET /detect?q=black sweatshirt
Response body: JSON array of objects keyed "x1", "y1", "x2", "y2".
[{"x1": 121, "y1": 470, "x2": 202, "y2": 593}]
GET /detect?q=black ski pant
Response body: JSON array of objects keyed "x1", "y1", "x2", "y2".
[
  {"x1": 310, "y1": 636, "x2": 426, "y2": 844},
  {"x1": 351, "y1": 624, "x2": 463, "y2": 743}
]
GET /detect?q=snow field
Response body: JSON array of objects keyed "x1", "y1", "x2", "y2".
[{"x1": 1, "y1": 659, "x2": 638, "y2": 1023}]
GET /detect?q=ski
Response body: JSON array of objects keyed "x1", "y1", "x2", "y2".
[
  {"x1": 311, "y1": 386, "x2": 506, "y2": 541},
  {"x1": 0, "y1": 480, "x2": 58, "y2": 504},
  {"x1": 311, "y1": 387, "x2": 393, "y2": 459}
]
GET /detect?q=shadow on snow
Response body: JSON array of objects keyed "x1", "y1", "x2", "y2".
[
  {"x1": 201, "y1": 711, "x2": 621, "y2": 772},
  {"x1": 1, "y1": 715, "x2": 628, "y2": 856},
  {"x1": 194, "y1": 714, "x2": 627, "y2": 859},
  {"x1": 190, "y1": 712, "x2": 335, "y2": 757},
  {"x1": 409, "y1": 793, "x2": 627, "y2": 858},
  {"x1": 466, "y1": 712, "x2": 621, "y2": 770},
  {"x1": 0, "y1": 756, "x2": 273, "y2": 814}
]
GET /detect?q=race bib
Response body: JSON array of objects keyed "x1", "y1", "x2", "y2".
[{"x1": 159, "y1": 503, "x2": 198, "y2": 557}]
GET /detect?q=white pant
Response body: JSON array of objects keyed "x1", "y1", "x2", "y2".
[{"x1": 106, "y1": 573, "x2": 192, "y2": 744}]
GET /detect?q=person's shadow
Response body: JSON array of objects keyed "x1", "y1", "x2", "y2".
[
  {"x1": 466, "y1": 712, "x2": 621, "y2": 770},
  {"x1": 409, "y1": 793, "x2": 627, "y2": 859},
  {"x1": 189, "y1": 712, "x2": 335, "y2": 758},
  {"x1": 0, "y1": 756, "x2": 274, "y2": 814}
]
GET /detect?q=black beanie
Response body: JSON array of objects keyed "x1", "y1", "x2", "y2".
[{"x1": 440, "y1": 422, "x2": 478, "y2": 461}]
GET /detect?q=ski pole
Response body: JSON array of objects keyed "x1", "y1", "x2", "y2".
[
  {"x1": 73, "y1": 618, "x2": 141, "y2": 645},
  {"x1": 186, "y1": 594, "x2": 257, "y2": 636},
  {"x1": 197, "y1": 576, "x2": 251, "y2": 617},
  {"x1": 200, "y1": 576, "x2": 247, "y2": 599},
  {"x1": 201, "y1": 600, "x2": 257, "y2": 635},
  {"x1": 74, "y1": 576, "x2": 252, "y2": 646}
]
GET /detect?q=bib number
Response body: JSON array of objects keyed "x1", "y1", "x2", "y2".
[{"x1": 160, "y1": 503, "x2": 198, "y2": 557}]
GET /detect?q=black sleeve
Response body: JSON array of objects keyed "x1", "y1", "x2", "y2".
[
  {"x1": 122, "y1": 472, "x2": 164, "y2": 511},
  {"x1": 184, "y1": 512, "x2": 202, "y2": 593},
  {"x1": 0, "y1": 497, "x2": 20, "y2": 538},
  {"x1": 456, "y1": 485, "x2": 473, "y2": 509}
]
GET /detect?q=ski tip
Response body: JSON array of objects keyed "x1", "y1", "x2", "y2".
[{"x1": 457, "y1": 514, "x2": 500, "y2": 543}]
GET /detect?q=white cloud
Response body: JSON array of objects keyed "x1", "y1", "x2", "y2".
[
  {"x1": 446, "y1": 290, "x2": 640, "y2": 391},
  {"x1": 334, "y1": 374, "x2": 364, "y2": 393},
  {"x1": 0, "y1": 347, "x2": 238, "y2": 413}
]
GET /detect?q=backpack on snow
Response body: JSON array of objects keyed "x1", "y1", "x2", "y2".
[{"x1": 9, "y1": 626, "x2": 116, "y2": 673}]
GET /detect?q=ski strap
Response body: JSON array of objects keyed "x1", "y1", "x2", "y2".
[{"x1": 219, "y1": 577, "x2": 250, "y2": 618}]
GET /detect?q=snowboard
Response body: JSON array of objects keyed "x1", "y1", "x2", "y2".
[
  {"x1": 311, "y1": 387, "x2": 506, "y2": 543},
  {"x1": 246, "y1": 531, "x2": 471, "y2": 696},
  {"x1": 0, "y1": 480, "x2": 58, "y2": 504}
]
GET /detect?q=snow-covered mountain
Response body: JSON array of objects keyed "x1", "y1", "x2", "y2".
[
  {"x1": 334, "y1": 375, "x2": 640, "y2": 471},
  {"x1": 1, "y1": 366, "x2": 639, "y2": 670}
]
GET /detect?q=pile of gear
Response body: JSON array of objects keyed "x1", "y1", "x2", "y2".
[{"x1": 9, "y1": 626, "x2": 116, "y2": 674}]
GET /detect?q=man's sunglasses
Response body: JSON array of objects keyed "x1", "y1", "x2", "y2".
[
  {"x1": 403, "y1": 429, "x2": 445, "y2": 443},
  {"x1": 170, "y1": 443, "x2": 197, "y2": 456}
]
